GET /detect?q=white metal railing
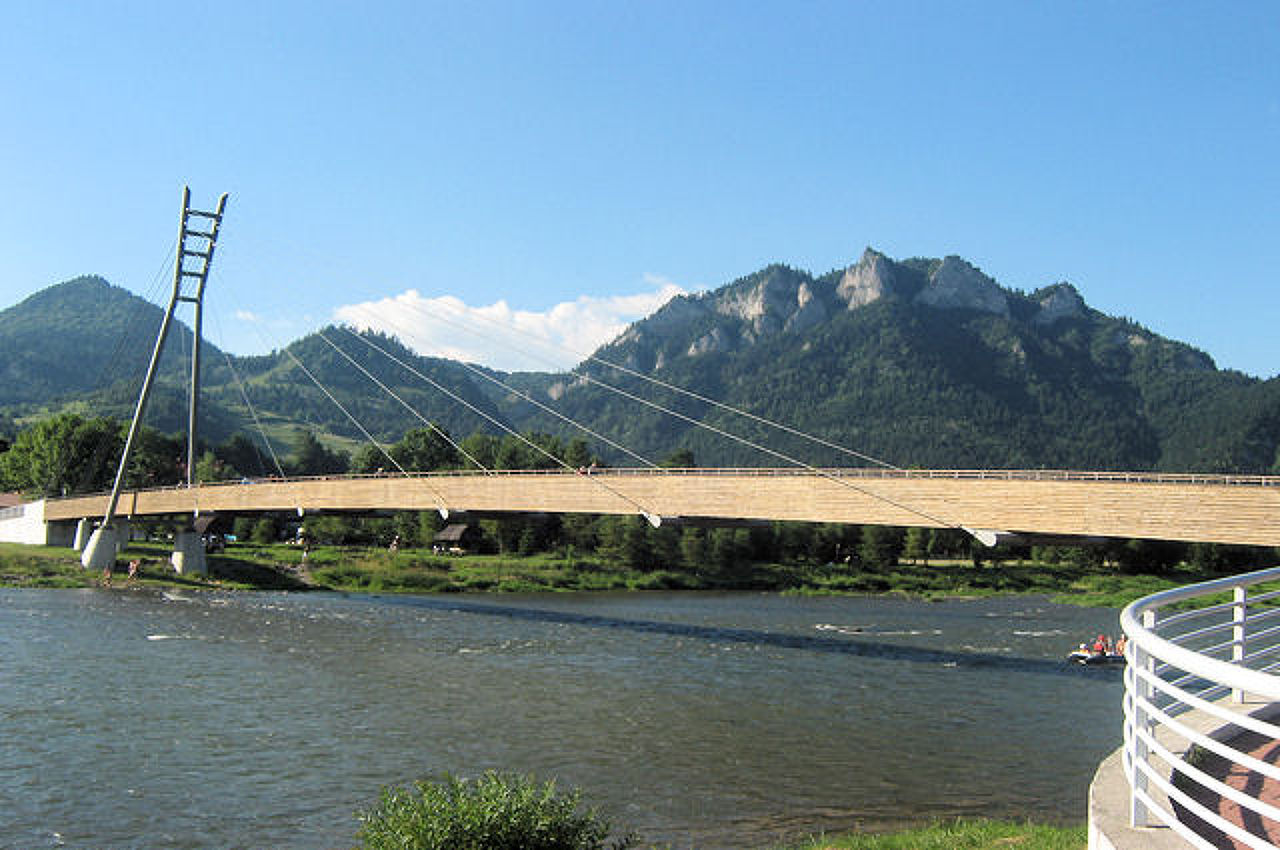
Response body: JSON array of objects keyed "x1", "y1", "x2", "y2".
[{"x1": 1121, "y1": 565, "x2": 1280, "y2": 849}]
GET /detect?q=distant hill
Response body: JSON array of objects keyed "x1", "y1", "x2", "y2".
[
  {"x1": 0, "y1": 277, "x2": 511, "y2": 447},
  {"x1": 0, "y1": 276, "x2": 214, "y2": 407},
  {"x1": 1, "y1": 254, "x2": 1277, "y2": 474}
]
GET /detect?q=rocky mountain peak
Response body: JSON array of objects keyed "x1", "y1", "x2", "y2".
[
  {"x1": 1032, "y1": 282, "x2": 1088, "y2": 325},
  {"x1": 914, "y1": 256, "x2": 1009, "y2": 316},
  {"x1": 836, "y1": 247, "x2": 897, "y2": 309},
  {"x1": 712, "y1": 266, "x2": 804, "y2": 335}
]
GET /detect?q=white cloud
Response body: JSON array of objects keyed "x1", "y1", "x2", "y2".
[
  {"x1": 234, "y1": 309, "x2": 261, "y2": 322},
  {"x1": 333, "y1": 279, "x2": 686, "y2": 372}
]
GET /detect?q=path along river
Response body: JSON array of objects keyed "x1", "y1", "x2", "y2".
[{"x1": 0, "y1": 588, "x2": 1122, "y2": 849}]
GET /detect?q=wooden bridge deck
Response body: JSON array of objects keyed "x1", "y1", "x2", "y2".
[{"x1": 41, "y1": 468, "x2": 1280, "y2": 547}]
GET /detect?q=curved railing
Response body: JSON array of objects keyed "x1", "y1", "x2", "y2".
[{"x1": 1121, "y1": 565, "x2": 1280, "y2": 848}]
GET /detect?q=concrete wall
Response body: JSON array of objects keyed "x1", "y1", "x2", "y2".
[{"x1": 0, "y1": 500, "x2": 53, "y2": 545}]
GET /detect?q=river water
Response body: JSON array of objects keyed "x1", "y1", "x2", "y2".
[{"x1": 0, "y1": 588, "x2": 1123, "y2": 849}]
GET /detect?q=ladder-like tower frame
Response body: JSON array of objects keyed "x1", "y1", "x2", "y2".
[{"x1": 81, "y1": 187, "x2": 228, "y2": 571}]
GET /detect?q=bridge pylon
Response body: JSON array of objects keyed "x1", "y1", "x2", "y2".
[{"x1": 82, "y1": 187, "x2": 229, "y2": 574}]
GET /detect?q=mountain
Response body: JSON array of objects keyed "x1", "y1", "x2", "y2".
[
  {"x1": 2, "y1": 254, "x2": 1277, "y2": 474},
  {"x1": 0, "y1": 278, "x2": 512, "y2": 448},
  {"x1": 507, "y1": 249, "x2": 1280, "y2": 473},
  {"x1": 0, "y1": 276, "x2": 223, "y2": 408}
]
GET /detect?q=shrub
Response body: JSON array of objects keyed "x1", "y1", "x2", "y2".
[{"x1": 356, "y1": 771, "x2": 635, "y2": 850}]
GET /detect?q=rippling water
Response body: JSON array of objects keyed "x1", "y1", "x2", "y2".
[{"x1": 0, "y1": 588, "x2": 1123, "y2": 848}]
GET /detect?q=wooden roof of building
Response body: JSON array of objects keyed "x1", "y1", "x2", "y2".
[{"x1": 433, "y1": 523, "x2": 471, "y2": 542}]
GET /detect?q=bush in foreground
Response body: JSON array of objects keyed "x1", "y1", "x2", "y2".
[{"x1": 356, "y1": 771, "x2": 636, "y2": 850}]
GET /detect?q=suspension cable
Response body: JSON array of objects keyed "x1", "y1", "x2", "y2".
[
  {"x1": 369, "y1": 294, "x2": 960, "y2": 530},
  {"x1": 337, "y1": 326, "x2": 665, "y2": 525},
  {"x1": 338, "y1": 316, "x2": 658, "y2": 470},
  {"x1": 314, "y1": 328, "x2": 488, "y2": 472},
  {"x1": 219, "y1": 346, "x2": 287, "y2": 478},
  {"x1": 398, "y1": 291, "x2": 900, "y2": 469},
  {"x1": 278, "y1": 347, "x2": 453, "y2": 513}
]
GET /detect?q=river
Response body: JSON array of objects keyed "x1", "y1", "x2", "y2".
[{"x1": 0, "y1": 588, "x2": 1123, "y2": 848}]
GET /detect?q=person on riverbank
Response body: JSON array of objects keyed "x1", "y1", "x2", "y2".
[
  {"x1": 127, "y1": 559, "x2": 139, "y2": 582},
  {"x1": 101, "y1": 562, "x2": 112, "y2": 587}
]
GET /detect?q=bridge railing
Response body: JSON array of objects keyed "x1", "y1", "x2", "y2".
[
  {"x1": 1120, "y1": 565, "x2": 1280, "y2": 848},
  {"x1": 43, "y1": 467, "x2": 1279, "y2": 503}
]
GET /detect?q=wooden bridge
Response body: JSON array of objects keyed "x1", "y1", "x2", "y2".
[{"x1": 40, "y1": 467, "x2": 1280, "y2": 547}]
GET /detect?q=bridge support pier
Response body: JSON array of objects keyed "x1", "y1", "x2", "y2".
[
  {"x1": 171, "y1": 529, "x2": 207, "y2": 576},
  {"x1": 73, "y1": 518, "x2": 91, "y2": 551},
  {"x1": 80, "y1": 525, "x2": 121, "y2": 571}
]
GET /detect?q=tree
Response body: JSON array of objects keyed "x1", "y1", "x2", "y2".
[
  {"x1": 458, "y1": 433, "x2": 501, "y2": 470},
  {"x1": 391, "y1": 426, "x2": 460, "y2": 472},
  {"x1": 289, "y1": 429, "x2": 349, "y2": 476},
  {"x1": 659, "y1": 448, "x2": 695, "y2": 468},
  {"x1": 126, "y1": 427, "x2": 184, "y2": 488},
  {"x1": 194, "y1": 449, "x2": 230, "y2": 483},
  {"x1": 560, "y1": 513, "x2": 599, "y2": 551},
  {"x1": 0, "y1": 412, "x2": 122, "y2": 497},
  {"x1": 858, "y1": 525, "x2": 903, "y2": 570},
  {"x1": 903, "y1": 527, "x2": 930, "y2": 565},
  {"x1": 1113, "y1": 539, "x2": 1186, "y2": 575},
  {"x1": 563, "y1": 437, "x2": 594, "y2": 469},
  {"x1": 217, "y1": 434, "x2": 276, "y2": 478},
  {"x1": 251, "y1": 516, "x2": 279, "y2": 544},
  {"x1": 679, "y1": 527, "x2": 709, "y2": 569}
]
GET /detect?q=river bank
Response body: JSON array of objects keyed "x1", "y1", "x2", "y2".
[
  {"x1": 780, "y1": 819, "x2": 1086, "y2": 849},
  {"x1": 0, "y1": 539, "x2": 1236, "y2": 607}
]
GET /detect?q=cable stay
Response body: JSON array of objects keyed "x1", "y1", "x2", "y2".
[
  {"x1": 408, "y1": 291, "x2": 901, "y2": 470},
  {"x1": 571, "y1": 367, "x2": 958, "y2": 531},
  {"x1": 337, "y1": 320, "x2": 659, "y2": 471},
  {"x1": 369, "y1": 294, "x2": 963, "y2": 531},
  {"x1": 314, "y1": 328, "x2": 488, "y2": 472},
  {"x1": 278, "y1": 347, "x2": 453, "y2": 517},
  {"x1": 218, "y1": 346, "x2": 287, "y2": 479},
  {"x1": 338, "y1": 327, "x2": 665, "y2": 527}
]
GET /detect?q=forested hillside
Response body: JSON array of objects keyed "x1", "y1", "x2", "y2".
[
  {"x1": 1, "y1": 252, "x2": 1277, "y2": 476},
  {"x1": 512, "y1": 251, "x2": 1279, "y2": 473}
]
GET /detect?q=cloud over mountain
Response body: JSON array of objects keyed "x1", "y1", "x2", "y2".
[{"x1": 334, "y1": 277, "x2": 685, "y2": 371}]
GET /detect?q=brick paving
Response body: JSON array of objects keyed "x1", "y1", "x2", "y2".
[{"x1": 1176, "y1": 729, "x2": 1280, "y2": 850}]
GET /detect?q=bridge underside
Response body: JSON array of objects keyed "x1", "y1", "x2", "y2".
[{"x1": 39, "y1": 469, "x2": 1280, "y2": 547}]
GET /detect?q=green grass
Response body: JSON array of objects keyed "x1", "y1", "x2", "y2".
[
  {"x1": 785, "y1": 557, "x2": 1234, "y2": 608},
  {"x1": 0, "y1": 540, "x2": 309, "y2": 591},
  {"x1": 0, "y1": 538, "x2": 1253, "y2": 610},
  {"x1": 781, "y1": 819, "x2": 1086, "y2": 850}
]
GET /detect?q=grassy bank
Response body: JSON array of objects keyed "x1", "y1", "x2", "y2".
[
  {"x1": 0, "y1": 539, "x2": 1249, "y2": 609},
  {"x1": 781, "y1": 819, "x2": 1086, "y2": 849},
  {"x1": 299, "y1": 544, "x2": 1234, "y2": 607},
  {"x1": 0, "y1": 541, "x2": 311, "y2": 591}
]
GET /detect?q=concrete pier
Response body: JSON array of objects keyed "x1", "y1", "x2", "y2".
[
  {"x1": 73, "y1": 518, "x2": 91, "y2": 551},
  {"x1": 170, "y1": 529, "x2": 207, "y2": 576},
  {"x1": 80, "y1": 525, "x2": 121, "y2": 571}
]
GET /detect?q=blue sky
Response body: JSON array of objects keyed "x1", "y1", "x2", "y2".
[{"x1": 1, "y1": 2, "x2": 1276, "y2": 376}]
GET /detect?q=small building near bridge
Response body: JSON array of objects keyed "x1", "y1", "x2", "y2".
[{"x1": 432, "y1": 523, "x2": 476, "y2": 554}]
